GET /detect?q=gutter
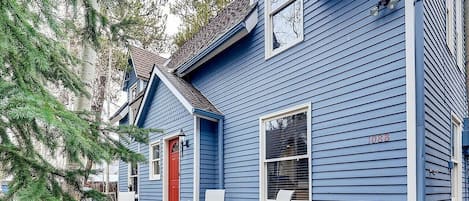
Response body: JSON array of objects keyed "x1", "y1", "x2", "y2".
[{"x1": 465, "y1": 0, "x2": 469, "y2": 113}]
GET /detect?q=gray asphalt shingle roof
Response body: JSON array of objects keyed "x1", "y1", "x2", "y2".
[
  {"x1": 167, "y1": 0, "x2": 253, "y2": 70},
  {"x1": 129, "y1": 46, "x2": 168, "y2": 80},
  {"x1": 155, "y1": 64, "x2": 222, "y2": 115}
]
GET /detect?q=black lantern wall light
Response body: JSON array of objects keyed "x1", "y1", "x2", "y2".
[
  {"x1": 370, "y1": 0, "x2": 400, "y2": 16},
  {"x1": 178, "y1": 129, "x2": 190, "y2": 155}
]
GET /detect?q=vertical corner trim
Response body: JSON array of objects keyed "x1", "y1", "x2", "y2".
[
  {"x1": 405, "y1": 0, "x2": 417, "y2": 200},
  {"x1": 193, "y1": 116, "x2": 200, "y2": 201}
]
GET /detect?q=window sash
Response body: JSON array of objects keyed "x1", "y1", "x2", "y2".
[
  {"x1": 446, "y1": 0, "x2": 455, "y2": 54},
  {"x1": 260, "y1": 104, "x2": 311, "y2": 201},
  {"x1": 264, "y1": 154, "x2": 308, "y2": 163},
  {"x1": 151, "y1": 159, "x2": 160, "y2": 176},
  {"x1": 149, "y1": 142, "x2": 161, "y2": 179},
  {"x1": 265, "y1": 0, "x2": 303, "y2": 58},
  {"x1": 269, "y1": 0, "x2": 296, "y2": 15}
]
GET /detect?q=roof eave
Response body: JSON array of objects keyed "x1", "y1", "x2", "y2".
[
  {"x1": 176, "y1": 7, "x2": 258, "y2": 77},
  {"x1": 109, "y1": 104, "x2": 129, "y2": 124}
]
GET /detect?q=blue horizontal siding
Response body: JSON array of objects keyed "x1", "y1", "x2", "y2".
[
  {"x1": 423, "y1": 0, "x2": 467, "y2": 200},
  {"x1": 199, "y1": 119, "x2": 218, "y2": 201},
  {"x1": 119, "y1": 78, "x2": 194, "y2": 201},
  {"x1": 189, "y1": 0, "x2": 407, "y2": 200},
  {"x1": 118, "y1": 117, "x2": 130, "y2": 192}
]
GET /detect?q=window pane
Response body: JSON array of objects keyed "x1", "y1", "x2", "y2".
[
  {"x1": 131, "y1": 177, "x2": 138, "y2": 192},
  {"x1": 451, "y1": 122, "x2": 459, "y2": 158},
  {"x1": 265, "y1": 112, "x2": 307, "y2": 160},
  {"x1": 272, "y1": 0, "x2": 302, "y2": 50},
  {"x1": 153, "y1": 160, "x2": 160, "y2": 175},
  {"x1": 267, "y1": 158, "x2": 309, "y2": 200},
  {"x1": 271, "y1": 0, "x2": 289, "y2": 11},
  {"x1": 171, "y1": 142, "x2": 179, "y2": 153},
  {"x1": 131, "y1": 162, "x2": 138, "y2": 175},
  {"x1": 152, "y1": 144, "x2": 160, "y2": 160}
]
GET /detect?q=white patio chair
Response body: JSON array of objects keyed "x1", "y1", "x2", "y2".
[
  {"x1": 118, "y1": 192, "x2": 135, "y2": 201},
  {"x1": 276, "y1": 190, "x2": 294, "y2": 201},
  {"x1": 205, "y1": 189, "x2": 225, "y2": 201}
]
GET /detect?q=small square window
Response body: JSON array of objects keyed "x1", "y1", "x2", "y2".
[{"x1": 266, "y1": 0, "x2": 304, "y2": 58}]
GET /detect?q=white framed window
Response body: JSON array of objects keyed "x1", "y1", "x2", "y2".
[
  {"x1": 454, "y1": 0, "x2": 464, "y2": 70},
  {"x1": 447, "y1": 0, "x2": 464, "y2": 71},
  {"x1": 265, "y1": 0, "x2": 304, "y2": 59},
  {"x1": 446, "y1": 0, "x2": 455, "y2": 54},
  {"x1": 130, "y1": 83, "x2": 138, "y2": 101},
  {"x1": 149, "y1": 141, "x2": 161, "y2": 180},
  {"x1": 259, "y1": 103, "x2": 311, "y2": 201},
  {"x1": 128, "y1": 162, "x2": 139, "y2": 195},
  {"x1": 451, "y1": 114, "x2": 462, "y2": 201}
]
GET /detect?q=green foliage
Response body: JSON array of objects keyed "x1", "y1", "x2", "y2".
[
  {"x1": 171, "y1": 0, "x2": 232, "y2": 47},
  {"x1": 106, "y1": 0, "x2": 168, "y2": 52},
  {"x1": 0, "y1": 0, "x2": 162, "y2": 200}
]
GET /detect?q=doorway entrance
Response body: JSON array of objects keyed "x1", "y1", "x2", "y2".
[{"x1": 168, "y1": 138, "x2": 179, "y2": 201}]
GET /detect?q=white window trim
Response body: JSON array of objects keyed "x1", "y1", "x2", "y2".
[
  {"x1": 455, "y1": 0, "x2": 464, "y2": 71},
  {"x1": 128, "y1": 162, "x2": 138, "y2": 195},
  {"x1": 259, "y1": 103, "x2": 312, "y2": 201},
  {"x1": 162, "y1": 132, "x2": 181, "y2": 201},
  {"x1": 149, "y1": 141, "x2": 161, "y2": 180},
  {"x1": 451, "y1": 113, "x2": 462, "y2": 201},
  {"x1": 129, "y1": 83, "x2": 138, "y2": 102},
  {"x1": 446, "y1": 0, "x2": 455, "y2": 55},
  {"x1": 265, "y1": 0, "x2": 304, "y2": 59}
]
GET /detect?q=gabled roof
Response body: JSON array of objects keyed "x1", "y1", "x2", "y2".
[
  {"x1": 156, "y1": 64, "x2": 221, "y2": 115},
  {"x1": 167, "y1": 0, "x2": 257, "y2": 74},
  {"x1": 135, "y1": 64, "x2": 222, "y2": 126},
  {"x1": 129, "y1": 46, "x2": 168, "y2": 80}
]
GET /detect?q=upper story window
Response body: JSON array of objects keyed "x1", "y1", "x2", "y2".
[
  {"x1": 130, "y1": 83, "x2": 138, "y2": 101},
  {"x1": 265, "y1": 0, "x2": 304, "y2": 59},
  {"x1": 446, "y1": 0, "x2": 464, "y2": 71}
]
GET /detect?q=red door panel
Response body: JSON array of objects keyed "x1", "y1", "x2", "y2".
[{"x1": 169, "y1": 138, "x2": 179, "y2": 201}]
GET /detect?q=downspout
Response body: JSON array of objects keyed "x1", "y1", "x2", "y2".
[
  {"x1": 218, "y1": 118, "x2": 224, "y2": 189},
  {"x1": 414, "y1": 0, "x2": 425, "y2": 200},
  {"x1": 464, "y1": 0, "x2": 469, "y2": 198},
  {"x1": 465, "y1": 0, "x2": 469, "y2": 114}
]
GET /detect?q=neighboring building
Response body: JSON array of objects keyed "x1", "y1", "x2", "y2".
[
  {"x1": 110, "y1": 46, "x2": 168, "y2": 198},
  {"x1": 116, "y1": 0, "x2": 468, "y2": 201}
]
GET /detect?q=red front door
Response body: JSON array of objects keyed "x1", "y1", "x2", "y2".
[{"x1": 169, "y1": 138, "x2": 179, "y2": 201}]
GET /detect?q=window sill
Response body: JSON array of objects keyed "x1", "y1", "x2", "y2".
[{"x1": 149, "y1": 175, "x2": 161, "y2": 181}]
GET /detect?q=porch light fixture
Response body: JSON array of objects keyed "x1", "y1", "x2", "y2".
[
  {"x1": 178, "y1": 129, "x2": 189, "y2": 155},
  {"x1": 370, "y1": 0, "x2": 400, "y2": 16}
]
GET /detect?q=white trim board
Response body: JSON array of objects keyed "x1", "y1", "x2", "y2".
[
  {"x1": 405, "y1": 0, "x2": 417, "y2": 200},
  {"x1": 134, "y1": 66, "x2": 194, "y2": 126},
  {"x1": 162, "y1": 132, "x2": 180, "y2": 201},
  {"x1": 148, "y1": 140, "x2": 161, "y2": 181},
  {"x1": 193, "y1": 116, "x2": 201, "y2": 201}
]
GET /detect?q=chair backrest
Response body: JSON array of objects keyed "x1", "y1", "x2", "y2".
[
  {"x1": 118, "y1": 192, "x2": 135, "y2": 201},
  {"x1": 205, "y1": 189, "x2": 225, "y2": 201},
  {"x1": 276, "y1": 190, "x2": 294, "y2": 201}
]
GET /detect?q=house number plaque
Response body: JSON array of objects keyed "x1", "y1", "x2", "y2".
[{"x1": 368, "y1": 133, "x2": 390, "y2": 144}]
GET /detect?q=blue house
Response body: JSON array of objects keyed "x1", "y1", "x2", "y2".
[{"x1": 114, "y1": 0, "x2": 468, "y2": 200}]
